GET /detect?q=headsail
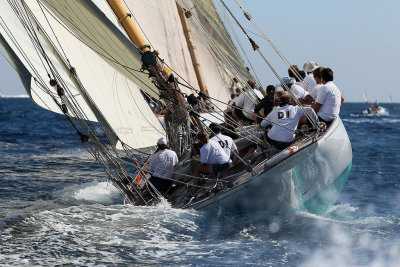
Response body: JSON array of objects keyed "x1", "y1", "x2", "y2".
[
  {"x1": 1, "y1": 0, "x2": 166, "y2": 149},
  {"x1": 39, "y1": 0, "x2": 160, "y2": 100},
  {"x1": 0, "y1": 1, "x2": 97, "y2": 121}
]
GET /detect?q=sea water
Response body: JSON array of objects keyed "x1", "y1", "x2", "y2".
[{"x1": 1, "y1": 98, "x2": 400, "y2": 266}]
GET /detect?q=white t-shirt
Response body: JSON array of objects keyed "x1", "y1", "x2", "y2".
[
  {"x1": 304, "y1": 74, "x2": 317, "y2": 92},
  {"x1": 211, "y1": 133, "x2": 238, "y2": 157},
  {"x1": 226, "y1": 96, "x2": 239, "y2": 112},
  {"x1": 261, "y1": 105, "x2": 318, "y2": 142},
  {"x1": 315, "y1": 81, "x2": 342, "y2": 121},
  {"x1": 234, "y1": 89, "x2": 263, "y2": 119},
  {"x1": 200, "y1": 139, "x2": 230, "y2": 165},
  {"x1": 309, "y1": 84, "x2": 323, "y2": 100},
  {"x1": 148, "y1": 149, "x2": 179, "y2": 179},
  {"x1": 289, "y1": 84, "x2": 308, "y2": 99},
  {"x1": 295, "y1": 81, "x2": 304, "y2": 88}
]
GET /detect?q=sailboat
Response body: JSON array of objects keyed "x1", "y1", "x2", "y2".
[{"x1": 0, "y1": 0, "x2": 352, "y2": 214}]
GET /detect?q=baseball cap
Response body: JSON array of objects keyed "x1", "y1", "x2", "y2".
[
  {"x1": 157, "y1": 137, "x2": 167, "y2": 145},
  {"x1": 281, "y1": 76, "x2": 294, "y2": 86}
]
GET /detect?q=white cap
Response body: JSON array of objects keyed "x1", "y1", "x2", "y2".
[
  {"x1": 157, "y1": 137, "x2": 167, "y2": 145},
  {"x1": 303, "y1": 61, "x2": 319, "y2": 73}
]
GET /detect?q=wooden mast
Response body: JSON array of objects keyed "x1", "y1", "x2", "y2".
[
  {"x1": 106, "y1": 0, "x2": 171, "y2": 80},
  {"x1": 176, "y1": 3, "x2": 208, "y2": 96},
  {"x1": 106, "y1": 0, "x2": 192, "y2": 159},
  {"x1": 106, "y1": 0, "x2": 149, "y2": 52}
]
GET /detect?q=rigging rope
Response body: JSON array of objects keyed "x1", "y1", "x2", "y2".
[
  {"x1": 9, "y1": 0, "x2": 151, "y2": 204},
  {"x1": 218, "y1": 0, "x2": 320, "y2": 129}
]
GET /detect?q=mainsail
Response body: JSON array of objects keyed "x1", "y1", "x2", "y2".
[{"x1": 108, "y1": 0, "x2": 251, "y2": 110}]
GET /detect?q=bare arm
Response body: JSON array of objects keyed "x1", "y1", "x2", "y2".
[
  {"x1": 232, "y1": 149, "x2": 240, "y2": 164},
  {"x1": 232, "y1": 108, "x2": 240, "y2": 122},
  {"x1": 252, "y1": 112, "x2": 259, "y2": 123},
  {"x1": 299, "y1": 115, "x2": 308, "y2": 126},
  {"x1": 301, "y1": 95, "x2": 314, "y2": 105},
  {"x1": 313, "y1": 102, "x2": 322, "y2": 113}
]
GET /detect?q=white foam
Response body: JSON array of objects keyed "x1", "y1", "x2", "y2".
[
  {"x1": 343, "y1": 118, "x2": 400, "y2": 124},
  {"x1": 1, "y1": 94, "x2": 29, "y2": 98},
  {"x1": 55, "y1": 181, "x2": 121, "y2": 205}
]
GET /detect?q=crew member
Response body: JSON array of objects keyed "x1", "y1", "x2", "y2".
[
  {"x1": 281, "y1": 76, "x2": 308, "y2": 100},
  {"x1": 252, "y1": 85, "x2": 276, "y2": 123},
  {"x1": 232, "y1": 80, "x2": 263, "y2": 124},
  {"x1": 261, "y1": 94, "x2": 318, "y2": 150},
  {"x1": 303, "y1": 61, "x2": 319, "y2": 91},
  {"x1": 312, "y1": 68, "x2": 344, "y2": 126},
  {"x1": 209, "y1": 123, "x2": 239, "y2": 163},
  {"x1": 147, "y1": 137, "x2": 179, "y2": 196}
]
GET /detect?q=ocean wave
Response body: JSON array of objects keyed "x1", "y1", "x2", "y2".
[
  {"x1": 0, "y1": 203, "x2": 201, "y2": 265},
  {"x1": 1, "y1": 94, "x2": 29, "y2": 98},
  {"x1": 297, "y1": 203, "x2": 400, "y2": 226},
  {"x1": 342, "y1": 118, "x2": 400, "y2": 124}
]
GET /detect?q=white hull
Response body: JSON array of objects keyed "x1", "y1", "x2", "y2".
[{"x1": 188, "y1": 117, "x2": 352, "y2": 214}]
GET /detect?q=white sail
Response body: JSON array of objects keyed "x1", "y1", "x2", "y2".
[
  {"x1": 39, "y1": 0, "x2": 251, "y2": 109},
  {"x1": 0, "y1": 1, "x2": 97, "y2": 121},
  {"x1": 181, "y1": 0, "x2": 239, "y2": 104},
  {"x1": 24, "y1": 0, "x2": 165, "y2": 149},
  {"x1": 181, "y1": 0, "x2": 252, "y2": 97},
  {"x1": 39, "y1": 0, "x2": 161, "y2": 100},
  {"x1": 116, "y1": 0, "x2": 247, "y2": 110},
  {"x1": 119, "y1": 0, "x2": 200, "y2": 96}
]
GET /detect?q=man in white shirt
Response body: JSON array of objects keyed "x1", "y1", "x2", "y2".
[
  {"x1": 209, "y1": 123, "x2": 239, "y2": 163},
  {"x1": 312, "y1": 68, "x2": 344, "y2": 126},
  {"x1": 190, "y1": 132, "x2": 230, "y2": 193},
  {"x1": 232, "y1": 80, "x2": 263, "y2": 124},
  {"x1": 281, "y1": 76, "x2": 308, "y2": 100},
  {"x1": 225, "y1": 93, "x2": 239, "y2": 123},
  {"x1": 301, "y1": 66, "x2": 324, "y2": 105},
  {"x1": 147, "y1": 137, "x2": 179, "y2": 196},
  {"x1": 261, "y1": 94, "x2": 319, "y2": 149},
  {"x1": 194, "y1": 132, "x2": 230, "y2": 175},
  {"x1": 303, "y1": 61, "x2": 319, "y2": 91}
]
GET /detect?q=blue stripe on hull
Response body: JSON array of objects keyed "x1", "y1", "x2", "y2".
[{"x1": 299, "y1": 161, "x2": 352, "y2": 215}]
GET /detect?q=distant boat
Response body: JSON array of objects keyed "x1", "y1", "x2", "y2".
[
  {"x1": 362, "y1": 94, "x2": 388, "y2": 116},
  {"x1": 362, "y1": 104, "x2": 389, "y2": 116}
]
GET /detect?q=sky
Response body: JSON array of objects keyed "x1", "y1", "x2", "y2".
[{"x1": 1, "y1": 0, "x2": 400, "y2": 102}]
